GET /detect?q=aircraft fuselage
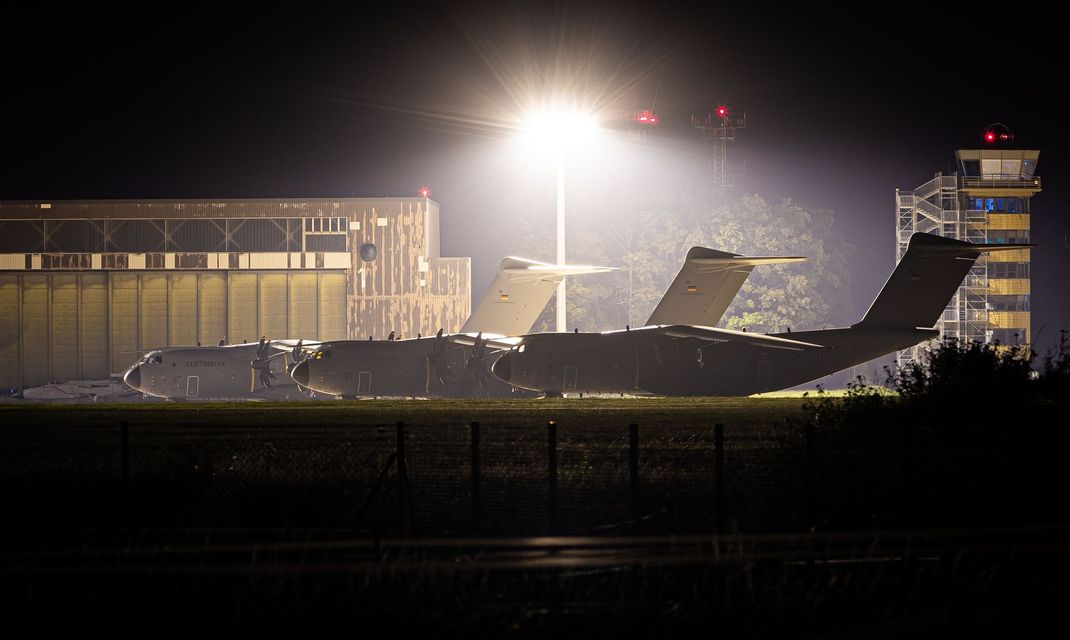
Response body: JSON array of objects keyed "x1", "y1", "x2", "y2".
[
  {"x1": 491, "y1": 326, "x2": 937, "y2": 396},
  {"x1": 122, "y1": 344, "x2": 301, "y2": 400},
  {"x1": 291, "y1": 336, "x2": 536, "y2": 398}
]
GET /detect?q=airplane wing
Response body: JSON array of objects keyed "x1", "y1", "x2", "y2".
[
  {"x1": 448, "y1": 332, "x2": 523, "y2": 350},
  {"x1": 650, "y1": 324, "x2": 825, "y2": 351},
  {"x1": 461, "y1": 257, "x2": 614, "y2": 336},
  {"x1": 645, "y1": 247, "x2": 806, "y2": 328},
  {"x1": 271, "y1": 339, "x2": 324, "y2": 350}
]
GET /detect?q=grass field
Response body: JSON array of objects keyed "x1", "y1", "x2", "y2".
[{"x1": 0, "y1": 395, "x2": 810, "y2": 427}]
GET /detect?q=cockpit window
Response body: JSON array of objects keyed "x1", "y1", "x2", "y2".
[
  {"x1": 518, "y1": 345, "x2": 526, "y2": 353},
  {"x1": 152, "y1": 355, "x2": 162, "y2": 364}
]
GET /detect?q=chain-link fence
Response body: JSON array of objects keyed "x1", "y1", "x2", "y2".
[{"x1": 3, "y1": 414, "x2": 1068, "y2": 536}]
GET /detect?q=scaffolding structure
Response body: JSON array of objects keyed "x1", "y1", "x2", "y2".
[
  {"x1": 691, "y1": 108, "x2": 746, "y2": 192},
  {"x1": 895, "y1": 174, "x2": 989, "y2": 367}
]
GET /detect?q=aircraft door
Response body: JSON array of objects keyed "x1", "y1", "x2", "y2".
[
  {"x1": 563, "y1": 365, "x2": 578, "y2": 391},
  {"x1": 357, "y1": 371, "x2": 372, "y2": 395},
  {"x1": 757, "y1": 360, "x2": 772, "y2": 390},
  {"x1": 186, "y1": 376, "x2": 200, "y2": 397}
]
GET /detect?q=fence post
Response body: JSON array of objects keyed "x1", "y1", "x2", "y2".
[
  {"x1": 548, "y1": 420, "x2": 558, "y2": 530},
  {"x1": 805, "y1": 421, "x2": 816, "y2": 531},
  {"x1": 470, "y1": 421, "x2": 481, "y2": 531},
  {"x1": 899, "y1": 422, "x2": 910, "y2": 529},
  {"x1": 714, "y1": 423, "x2": 725, "y2": 534},
  {"x1": 629, "y1": 423, "x2": 639, "y2": 525},
  {"x1": 120, "y1": 420, "x2": 130, "y2": 517},
  {"x1": 396, "y1": 421, "x2": 408, "y2": 535}
]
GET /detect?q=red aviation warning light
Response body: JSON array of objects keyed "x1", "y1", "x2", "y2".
[
  {"x1": 419, "y1": 187, "x2": 430, "y2": 198},
  {"x1": 636, "y1": 109, "x2": 658, "y2": 125},
  {"x1": 715, "y1": 105, "x2": 729, "y2": 119},
  {"x1": 982, "y1": 123, "x2": 1014, "y2": 144}
]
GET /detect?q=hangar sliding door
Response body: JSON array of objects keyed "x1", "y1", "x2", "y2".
[
  {"x1": 288, "y1": 272, "x2": 318, "y2": 339},
  {"x1": 169, "y1": 274, "x2": 198, "y2": 347},
  {"x1": 50, "y1": 274, "x2": 79, "y2": 382},
  {"x1": 110, "y1": 274, "x2": 139, "y2": 377},
  {"x1": 318, "y1": 271, "x2": 347, "y2": 341},
  {"x1": 199, "y1": 273, "x2": 227, "y2": 346},
  {"x1": 258, "y1": 273, "x2": 288, "y2": 339},
  {"x1": 21, "y1": 275, "x2": 49, "y2": 387},
  {"x1": 228, "y1": 273, "x2": 258, "y2": 344},
  {"x1": 80, "y1": 274, "x2": 109, "y2": 379},
  {"x1": 140, "y1": 274, "x2": 168, "y2": 349},
  {"x1": 0, "y1": 275, "x2": 19, "y2": 389}
]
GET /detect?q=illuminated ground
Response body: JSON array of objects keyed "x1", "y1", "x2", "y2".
[{"x1": 0, "y1": 395, "x2": 810, "y2": 426}]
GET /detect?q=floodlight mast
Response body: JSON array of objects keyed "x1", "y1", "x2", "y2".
[
  {"x1": 556, "y1": 155, "x2": 566, "y2": 333},
  {"x1": 518, "y1": 105, "x2": 597, "y2": 332}
]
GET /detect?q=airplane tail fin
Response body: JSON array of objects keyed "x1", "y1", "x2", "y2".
[
  {"x1": 461, "y1": 257, "x2": 613, "y2": 336},
  {"x1": 645, "y1": 246, "x2": 806, "y2": 327},
  {"x1": 854, "y1": 232, "x2": 1032, "y2": 329}
]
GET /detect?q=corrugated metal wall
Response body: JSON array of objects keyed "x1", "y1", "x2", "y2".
[
  {"x1": 0, "y1": 218, "x2": 325, "y2": 253},
  {"x1": 0, "y1": 270, "x2": 348, "y2": 389}
]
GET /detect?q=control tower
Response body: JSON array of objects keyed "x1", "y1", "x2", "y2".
[{"x1": 895, "y1": 124, "x2": 1039, "y2": 365}]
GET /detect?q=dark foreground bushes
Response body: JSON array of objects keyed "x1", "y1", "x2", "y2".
[{"x1": 804, "y1": 331, "x2": 1070, "y2": 429}]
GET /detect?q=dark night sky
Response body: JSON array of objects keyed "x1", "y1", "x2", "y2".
[{"x1": 2, "y1": 3, "x2": 1067, "y2": 348}]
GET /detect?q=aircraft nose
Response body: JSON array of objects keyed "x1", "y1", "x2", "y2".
[
  {"x1": 492, "y1": 352, "x2": 513, "y2": 382},
  {"x1": 291, "y1": 361, "x2": 310, "y2": 386},
  {"x1": 123, "y1": 365, "x2": 141, "y2": 390}
]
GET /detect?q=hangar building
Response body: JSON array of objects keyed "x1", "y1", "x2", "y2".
[{"x1": 0, "y1": 198, "x2": 471, "y2": 390}]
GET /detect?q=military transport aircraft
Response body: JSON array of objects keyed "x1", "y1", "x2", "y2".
[
  {"x1": 122, "y1": 337, "x2": 315, "y2": 400},
  {"x1": 288, "y1": 248, "x2": 803, "y2": 398},
  {"x1": 290, "y1": 257, "x2": 613, "y2": 398},
  {"x1": 121, "y1": 256, "x2": 611, "y2": 400},
  {"x1": 490, "y1": 233, "x2": 1030, "y2": 396}
]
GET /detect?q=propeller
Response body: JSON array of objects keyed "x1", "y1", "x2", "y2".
[
  {"x1": 286, "y1": 339, "x2": 317, "y2": 396},
  {"x1": 464, "y1": 332, "x2": 492, "y2": 393},
  {"x1": 250, "y1": 337, "x2": 286, "y2": 389},
  {"x1": 426, "y1": 329, "x2": 452, "y2": 387},
  {"x1": 288, "y1": 339, "x2": 308, "y2": 371}
]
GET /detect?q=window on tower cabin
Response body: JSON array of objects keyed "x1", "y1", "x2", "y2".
[{"x1": 981, "y1": 159, "x2": 1002, "y2": 178}]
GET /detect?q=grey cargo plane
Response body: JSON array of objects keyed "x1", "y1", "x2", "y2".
[
  {"x1": 290, "y1": 257, "x2": 613, "y2": 398},
  {"x1": 122, "y1": 338, "x2": 314, "y2": 400},
  {"x1": 288, "y1": 248, "x2": 803, "y2": 398},
  {"x1": 490, "y1": 233, "x2": 1030, "y2": 396}
]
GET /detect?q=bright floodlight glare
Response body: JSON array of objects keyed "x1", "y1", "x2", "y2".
[{"x1": 518, "y1": 106, "x2": 598, "y2": 155}]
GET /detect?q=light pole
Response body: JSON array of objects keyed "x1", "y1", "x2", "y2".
[
  {"x1": 555, "y1": 155, "x2": 566, "y2": 332},
  {"x1": 519, "y1": 106, "x2": 597, "y2": 332}
]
